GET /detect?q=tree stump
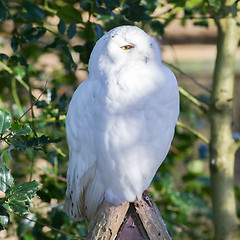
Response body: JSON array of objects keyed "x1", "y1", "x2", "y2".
[{"x1": 87, "y1": 191, "x2": 171, "y2": 240}]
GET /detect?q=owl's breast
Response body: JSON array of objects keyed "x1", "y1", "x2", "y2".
[{"x1": 98, "y1": 64, "x2": 165, "y2": 114}]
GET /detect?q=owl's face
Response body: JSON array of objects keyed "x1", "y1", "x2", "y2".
[{"x1": 88, "y1": 26, "x2": 162, "y2": 77}]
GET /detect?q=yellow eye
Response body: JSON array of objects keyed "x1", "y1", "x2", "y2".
[{"x1": 120, "y1": 45, "x2": 133, "y2": 50}]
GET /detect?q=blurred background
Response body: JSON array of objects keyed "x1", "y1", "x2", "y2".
[{"x1": 0, "y1": 0, "x2": 239, "y2": 239}]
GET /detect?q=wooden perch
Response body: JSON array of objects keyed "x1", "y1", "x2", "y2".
[{"x1": 87, "y1": 191, "x2": 171, "y2": 240}]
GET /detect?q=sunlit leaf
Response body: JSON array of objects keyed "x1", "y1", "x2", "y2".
[
  {"x1": 8, "y1": 137, "x2": 26, "y2": 150},
  {"x1": 57, "y1": 6, "x2": 82, "y2": 23},
  {"x1": 0, "y1": 109, "x2": 11, "y2": 135},
  {"x1": 208, "y1": 0, "x2": 220, "y2": 9},
  {"x1": 11, "y1": 180, "x2": 40, "y2": 200},
  {"x1": 13, "y1": 126, "x2": 32, "y2": 136},
  {"x1": 11, "y1": 122, "x2": 22, "y2": 131},
  {"x1": 187, "y1": 159, "x2": 204, "y2": 174},
  {"x1": 0, "y1": 205, "x2": 9, "y2": 230},
  {"x1": 14, "y1": 66, "x2": 26, "y2": 78},
  {"x1": 0, "y1": 161, "x2": 14, "y2": 192},
  {"x1": 4, "y1": 180, "x2": 40, "y2": 215}
]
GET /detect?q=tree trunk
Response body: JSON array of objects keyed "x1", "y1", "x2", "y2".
[{"x1": 209, "y1": 1, "x2": 240, "y2": 239}]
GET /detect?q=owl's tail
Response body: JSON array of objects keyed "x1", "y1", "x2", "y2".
[{"x1": 64, "y1": 166, "x2": 105, "y2": 221}]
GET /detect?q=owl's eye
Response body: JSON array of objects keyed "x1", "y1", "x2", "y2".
[{"x1": 120, "y1": 45, "x2": 133, "y2": 50}]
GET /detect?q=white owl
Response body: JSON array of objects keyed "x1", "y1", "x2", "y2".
[{"x1": 64, "y1": 25, "x2": 179, "y2": 221}]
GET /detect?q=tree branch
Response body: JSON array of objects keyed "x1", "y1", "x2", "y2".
[
  {"x1": 163, "y1": 61, "x2": 212, "y2": 93},
  {"x1": 177, "y1": 121, "x2": 209, "y2": 144},
  {"x1": 178, "y1": 86, "x2": 208, "y2": 112}
]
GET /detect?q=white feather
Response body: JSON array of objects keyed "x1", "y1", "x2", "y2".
[{"x1": 64, "y1": 25, "x2": 179, "y2": 221}]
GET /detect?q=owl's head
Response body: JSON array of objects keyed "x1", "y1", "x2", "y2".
[{"x1": 88, "y1": 26, "x2": 162, "y2": 77}]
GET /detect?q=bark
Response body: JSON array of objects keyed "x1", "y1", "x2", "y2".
[
  {"x1": 87, "y1": 191, "x2": 171, "y2": 240},
  {"x1": 209, "y1": 1, "x2": 240, "y2": 239}
]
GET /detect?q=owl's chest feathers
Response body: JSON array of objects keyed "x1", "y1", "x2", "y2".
[{"x1": 99, "y1": 66, "x2": 162, "y2": 113}]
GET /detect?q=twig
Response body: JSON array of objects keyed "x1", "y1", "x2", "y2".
[
  {"x1": 18, "y1": 80, "x2": 48, "y2": 121},
  {"x1": 164, "y1": 216, "x2": 209, "y2": 240},
  {"x1": 163, "y1": 61, "x2": 212, "y2": 93},
  {"x1": 11, "y1": 77, "x2": 24, "y2": 118},
  {"x1": 0, "y1": 61, "x2": 13, "y2": 73},
  {"x1": 178, "y1": 86, "x2": 208, "y2": 112},
  {"x1": 177, "y1": 121, "x2": 209, "y2": 144},
  {"x1": 19, "y1": 115, "x2": 66, "y2": 124},
  {"x1": 51, "y1": 143, "x2": 67, "y2": 158},
  {"x1": 18, "y1": 214, "x2": 84, "y2": 240}
]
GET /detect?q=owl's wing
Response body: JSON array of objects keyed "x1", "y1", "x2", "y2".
[{"x1": 64, "y1": 80, "x2": 105, "y2": 221}]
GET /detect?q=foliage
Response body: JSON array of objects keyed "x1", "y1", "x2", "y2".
[{"x1": 0, "y1": 0, "x2": 238, "y2": 239}]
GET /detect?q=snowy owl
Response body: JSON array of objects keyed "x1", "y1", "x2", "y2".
[{"x1": 64, "y1": 25, "x2": 179, "y2": 221}]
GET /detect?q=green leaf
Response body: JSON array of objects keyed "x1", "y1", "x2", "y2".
[
  {"x1": 17, "y1": 12, "x2": 32, "y2": 22},
  {"x1": 187, "y1": 159, "x2": 204, "y2": 174},
  {"x1": 22, "y1": 27, "x2": 46, "y2": 43},
  {"x1": 0, "y1": 1, "x2": 7, "y2": 22},
  {"x1": 0, "y1": 109, "x2": 11, "y2": 135},
  {"x1": 103, "y1": 0, "x2": 120, "y2": 10},
  {"x1": 67, "y1": 23, "x2": 76, "y2": 39},
  {"x1": 46, "y1": 37, "x2": 68, "y2": 49},
  {"x1": 73, "y1": 40, "x2": 94, "y2": 64},
  {"x1": 94, "y1": 7, "x2": 112, "y2": 16},
  {"x1": 8, "y1": 138, "x2": 26, "y2": 150},
  {"x1": 11, "y1": 121, "x2": 22, "y2": 131},
  {"x1": 5, "y1": 180, "x2": 40, "y2": 214},
  {"x1": 58, "y1": 19, "x2": 66, "y2": 35},
  {"x1": 23, "y1": 234, "x2": 35, "y2": 240},
  {"x1": 57, "y1": 5, "x2": 82, "y2": 24},
  {"x1": 0, "y1": 53, "x2": 8, "y2": 61},
  {"x1": 80, "y1": 2, "x2": 92, "y2": 11},
  {"x1": 150, "y1": 21, "x2": 165, "y2": 36},
  {"x1": 0, "y1": 161, "x2": 14, "y2": 193},
  {"x1": 194, "y1": 20, "x2": 208, "y2": 27},
  {"x1": 121, "y1": 5, "x2": 151, "y2": 22},
  {"x1": 11, "y1": 36, "x2": 18, "y2": 52},
  {"x1": 95, "y1": 24, "x2": 105, "y2": 38},
  {"x1": 23, "y1": 1, "x2": 45, "y2": 20},
  {"x1": 0, "y1": 205, "x2": 9, "y2": 230},
  {"x1": 62, "y1": 46, "x2": 77, "y2": 71},
  {"x1": 125, "y1": 0, "x2": 141, "y2": 4},
  {"x1": 13, "y1": 126, "x2": 32, "y2": 136},
  {"x1": 14, "y1": 66, "x2": 26, "y2": 78},
  {"x1": 73, "y1": 45, "x2": 84, "y2": 53},
  {"x1": 11, "y1": 180, "x2": 40, "y2": 200},
  {"x1": 8, "y1": 199, "x2": 28, "y2": 214},
  {"x1": 208, "y1": 0, "x2": 220, "y2": 9}
]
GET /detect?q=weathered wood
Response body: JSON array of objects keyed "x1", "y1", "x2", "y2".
[
  {"x1": 87, "y1": 200, "x2": 129, "y2": 240},
  {"x1": 116, "y1": 203, "x2": 149, "y2": 240},
  {"x1": 134, "y1": 191, "x2": 171, "y2": 240},
  {"x1": 87, "y1": 191, "x2": 171, "y2": 240}
]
